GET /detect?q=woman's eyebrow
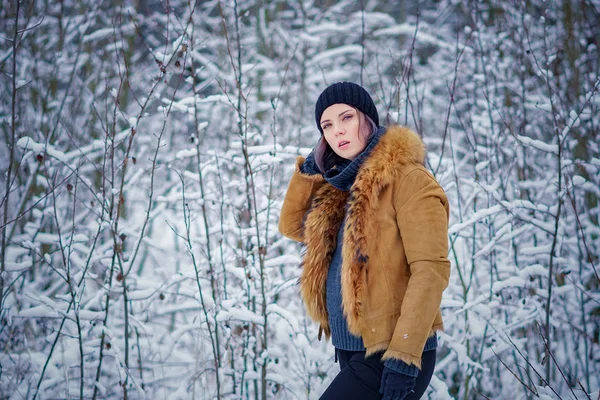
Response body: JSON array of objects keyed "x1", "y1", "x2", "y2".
[{"x1": 321, "y1": 109, "x2": 354, "y2": 125}]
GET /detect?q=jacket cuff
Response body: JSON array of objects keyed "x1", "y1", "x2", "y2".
[
  {"x1": 383, "y1": 358, "x2": 419, "y2": 377},
  {"x1": 381, "y1": 348, "x2": 423, "y2": 369}
]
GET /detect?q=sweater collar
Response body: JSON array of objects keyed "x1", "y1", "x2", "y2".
[{"x1": 324, "y1": 126, "x2": 386, "y2": 191}]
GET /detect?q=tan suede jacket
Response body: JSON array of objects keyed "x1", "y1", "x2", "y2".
[{"x1": 278, "y1": 125, "x2": 450, "y2": 369}]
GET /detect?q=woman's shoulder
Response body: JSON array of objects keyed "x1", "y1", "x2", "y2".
[
  {"x1": 395, "y1": 164, "x2": 439, "y2": 189},
  {"x1": 366, "y1": 125, "x2": 426, "y2": 171},
  {"x1": 359, "y1": 125, "x2": 427, "y2": 184}
]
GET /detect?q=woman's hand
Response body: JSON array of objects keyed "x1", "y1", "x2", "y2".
[{"x1": 379, "y1": 366, "x2": 416, "y2": 400}]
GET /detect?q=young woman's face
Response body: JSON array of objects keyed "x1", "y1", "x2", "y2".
[{"x1": 320, "y1": 103, "x2": 367, "y2": 160}]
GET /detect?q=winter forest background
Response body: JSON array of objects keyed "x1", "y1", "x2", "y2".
[{"x1": 1, "y1": 0, "x2": 599, "y2": 399}]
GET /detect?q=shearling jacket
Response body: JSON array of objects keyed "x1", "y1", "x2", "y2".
[{"x1": 278, "y1": 125, "x2": 450, "y2": 368}]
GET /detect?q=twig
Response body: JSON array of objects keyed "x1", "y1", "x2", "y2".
[
  {"x1": 49, "y1": 167, "x2": 85, "y2": 400},
  {"x1": 190, "y1": 14, "x2": 222, "y2": 386},
  {"x1": 359, "y1": 0, "x2": 365, "y2": 86},
  {"x1": 492, "y1": 348, "x2": 537, "y2": 395},
  {"x1": 577, "y1": 380, "x2": 592, "y2": 400},
  {"x1": 1, "y1": 0, "x2": 21, "y2": 317},
  {"x1": 434, "y1": 29, "x2": 471, "y2": 177},
  {"x1": 402, "y1": 12, "x2": 419, "y2": 127},
  {"x1": 471, "y1": 388, "x2": 493, "y2": 400},
  {"x1": 564, "y1": 175, "x2": 600, "y2": 284},
  {"x1": 536, "y1": 322, "x2": 579, "y2": 400},
  {"x1": 175, "y1": 170, "x2": 222, "y2": 399},
  {"x1": 506, "y1": 334, "x2": 563, "y2": 399}
]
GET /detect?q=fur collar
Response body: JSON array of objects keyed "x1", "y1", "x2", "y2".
[{"x1": 300, "y1": 125, "x2": 426, "y2": 336}]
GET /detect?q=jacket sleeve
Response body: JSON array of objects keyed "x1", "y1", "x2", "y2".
[
  {"x1": 278, "y1": 156, "x2": 325, "y2": 243},
  {"x1": 382, "y1": 167, "x2": 451, "y2": 368}
]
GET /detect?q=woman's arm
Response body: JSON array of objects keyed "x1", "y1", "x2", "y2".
[
  {"x1": 278, "y1": 156, "x2": 325, "y2": 243},
  {"x1": 382, "y1": 166, "x2": 451, "y2": 368}
]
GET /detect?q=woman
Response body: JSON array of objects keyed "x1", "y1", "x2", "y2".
[{"x1": 279, "y1": 82, "x2": 451, "y2": 400}]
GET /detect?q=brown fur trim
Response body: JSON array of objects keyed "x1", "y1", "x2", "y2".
[
  {"x1": 365, "y1": 341, "x2": 391, "y2": 357},
  {"x1": 341, "y1": 126, "x2": 426, "y2": 334},
  {"x1": 381, "y1": 349, "x2": 423, "y2": 370},
  {"x1": 300, "y1": 184, "x2": 348, "y2": 331},
  {"x1": 360, "y1": 126, "x2": 426, "y2": 173},
  {"x1": 367, "y1": 331, "x2": 440, "y2": 364}
]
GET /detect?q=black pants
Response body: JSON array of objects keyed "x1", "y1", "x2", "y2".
[{"x1": 319, "y1": 348, "x2": 436, "y2": 400}]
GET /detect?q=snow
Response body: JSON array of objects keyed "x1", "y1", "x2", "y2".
[
  {"x1": 3, "y1": 2, "x2": 598, "y2": 399},
  {"x1": 449, "y1": 205, "x2": 502, "y2": 234},
  {"x1": 127, "y1": 288, "x2": 159, "y2": 301},
  {"x1": 217, "y1": 306, "x2": 264, "y2": 325},
  {"x1": 308, "y1": 45, "x2": 364, "y2": 65},
  {"x1": 264, "y1": 255, "x2": 301, "y2": 268},
  {"x1": 373, "y1": 23, "x2": 455, "y2": 50},
  {"x1": 515, "y1": 134, "x2": 559, "y2": 154},
  {"x1": 5, "y1": 260, "x2": 32, "y2": 272},
  {"x1": 83, "y1": 23, "x2": 135, "y2": 43},
  {"x1": 571, "y1": 175, "x2": 586, "y2": 185},
  {"x1": 16, "y1": 136, "x2": 69, "y2": 162}
]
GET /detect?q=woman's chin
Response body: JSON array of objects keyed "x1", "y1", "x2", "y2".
[{"x1": 335, "y1": 150, "x2": 359, "y2": 161}]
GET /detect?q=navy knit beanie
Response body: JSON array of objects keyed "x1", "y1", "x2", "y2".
[{"x1": 315, "y1": 82, "x2": 379, "y2": 134}]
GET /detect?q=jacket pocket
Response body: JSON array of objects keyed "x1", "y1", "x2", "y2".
[{"x1": 364, "y1": 262, "x2": 393, "y2": 319}]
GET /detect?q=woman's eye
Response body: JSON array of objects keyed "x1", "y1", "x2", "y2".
[
  {"x1": 343, "y1": 114, "x2": 352, "y2": 120},
  {"x1": 322, "y1": 123, "x2": 331, "y2": 130}
]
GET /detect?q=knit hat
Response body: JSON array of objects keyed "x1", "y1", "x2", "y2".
[{"x1": 315, "y1": 82, "x2": 379, "y2": 134}]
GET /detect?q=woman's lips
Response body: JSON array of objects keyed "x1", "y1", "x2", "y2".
[{"x1": 338, "y1": 141, "x2": 350, "y2": 148}]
